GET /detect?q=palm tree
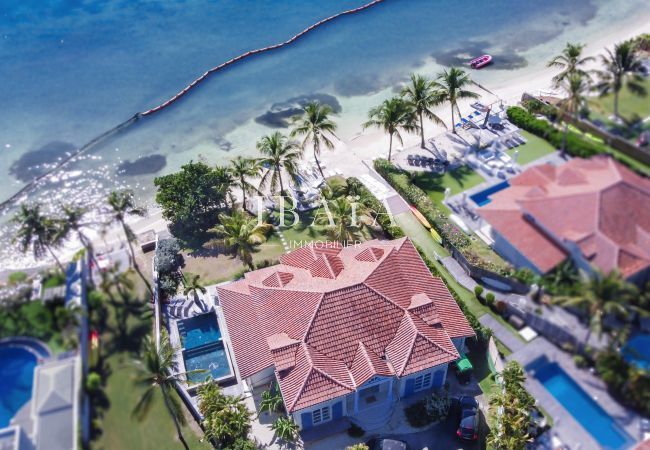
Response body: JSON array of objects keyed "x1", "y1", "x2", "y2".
[
  {"x1": 555, "y1": 271, "x2": 637, "y2": 342},
  {"x1": 317, "y1": 196, "x2": 368, "y2": 244},
  {"x1": 59, "y1": 203, "x2": 101, "y2": 283},
  {"x1": 547, "y1": 42, "x2": 594, "y2": 86},
  {"x1": 132, "y1": 334, "x2": 201, "y2": 450},
  {"x1": 557, "y1": 72, "x2": 590, "y2": 157},
  {"x1": 182, "y1": 273, "x2": 206, "y2": 307},
  {"x1": 12, "y1": 203, "x2": 66, "y2": 271},
  {"x1": 432, "y1": 67, "x2": 480, "y2": 134},
  {"x1": 107, "y1": 190, "x2": 152, "y2": 294},
  {"x1": 257, "y1": 132, "x2": 303, "y2": 195},
  {"x1": 401, "y1": 74, "x2": 446, "y2": 148},
  {"x1": 271, "y1": 416, "x2": 300, "y2": 443},
  {"x1": 363, "y1": 97, "x2": 418, "y2": 161},
  {"x1": 597, "y1": 40, "x2": 647, "y2": 119},
  {"x1": 206, "y1": 209, "x2": 272, "y2": 270},
  {"x1": 228, "y1": 156, "x2": 262, "y2": 212},
  {"x1": 291, "y1": 101, "x2": 338, "y2": 179}
]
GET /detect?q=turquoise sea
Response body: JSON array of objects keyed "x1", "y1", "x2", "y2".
[{"x1": 0, "y1": 0, "x2": 649, "y2": 269}]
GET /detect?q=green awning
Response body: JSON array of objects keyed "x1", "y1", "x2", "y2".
[{"x1": 456, "y1": 353, "x2": 473, "y2": 372}]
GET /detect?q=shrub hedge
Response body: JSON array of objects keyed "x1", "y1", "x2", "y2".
[
  {"x1": 346, "y1": 176, "x2": 404, "y2": 239},
  {"x1": 506, "y1": 106, "x2": 606, "y2": 158}
]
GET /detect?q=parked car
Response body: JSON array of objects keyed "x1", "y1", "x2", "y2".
[
  {"x1": 366, "y1": 438, "x2": 409, "y2": 450},
  {"x1": 456, "y1": 396, "x2": 479, "y2": 441}
]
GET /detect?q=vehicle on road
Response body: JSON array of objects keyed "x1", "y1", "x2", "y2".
[
  {"x1": 367, "y1": 437, "x2": 410, "y2": 450},
  {"x1": 456, "y1": 396, "x2": 479, "y2": 441}
]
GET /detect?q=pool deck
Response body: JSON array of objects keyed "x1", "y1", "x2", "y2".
[{"x1": 508, "y1": 337, "x2": 643, "y2": 449}]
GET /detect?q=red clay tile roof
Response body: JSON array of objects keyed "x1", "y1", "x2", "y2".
[
  {"x1": 218, "y1": 238, "x2": 473, "y2": 412},
  {"x1": 478, "y1": 156, "x2": 650, "y2": 276}
]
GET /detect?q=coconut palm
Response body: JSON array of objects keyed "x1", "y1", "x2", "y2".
[
  {"x1": 228, "y1": 156, "x2": 262, "y2": 213},
  {"x1": 291, "y1": 101, "x2": 338, "y2": 179},
  {"x1": 363, "y1": 97, "x2": 418, "y2": 161},
  {"x1": 596, "y1": 40, "x2": 647, "y2": 119},
  {"x1": 257, "y1": 132, "x2": 303, "y2": 195},
  {"x1": 12, "y1": 203, "x2": 66, "y2": 271},
  {"x1": 206, "y1": 209, "x2": 272, "y2": 270},
  {"x1": 316, "y1": 196, "x2": 368, "y2": 244},
  {"x1": 58, "y1": 203, "x2": 101, "y2": 283},
  {"x1": 182, "y1": 273, "x2": 206, "y2": 308},
  {"x1": 132, "y1": 334, "x2": 202, "y2": 450},
  {"x1": 107, "y1": 190, "x2": 152, "y2": 294},
  {"x1": 401, "y1": 74, "x2": 446, "y2": 148},
  {"x1": 547, "y1": 42, "x2": 594, "y2": 86},
  {"x1": 555, "y1": 271, "x2": 637, "y2": 342},
  {"x1": 432, "y1": 67, "x2": 480, "y2": 134},
  {"x1": 557, "y1": 72, "x2": 591, "y2": 157}
]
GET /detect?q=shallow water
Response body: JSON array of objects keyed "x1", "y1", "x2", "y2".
[{"x1": 0, "y1": 0, "x2": 649, "y2": 269}]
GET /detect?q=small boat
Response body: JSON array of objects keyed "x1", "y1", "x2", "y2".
[
  {"x1": 410, "y1": 205, "x2": 431, "y2": 229},
  {"x1": 430, "y1": 228, "x2": 443, "y2": 244},
  {"x1": 469, "y1": 54, "x2": 492, "y2": 69}
]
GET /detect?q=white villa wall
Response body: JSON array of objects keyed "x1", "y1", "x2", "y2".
[
  {"x1": 247, "y1": 366, "x2": 276, "y2": 389},
  {"x1": 490, "y1": 227, "x2": 545, "y2": 274}
]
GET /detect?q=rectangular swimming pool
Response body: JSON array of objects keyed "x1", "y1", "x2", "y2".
[
  {"x1": 469, "y1": 180, "x2": 510, "y2": 207},
  {"x1": 528, "y1": 358, "x2": 633, "y2": 450},
  {"x1": 176, "y1": 313, "x2": 233, "y2": 384}
]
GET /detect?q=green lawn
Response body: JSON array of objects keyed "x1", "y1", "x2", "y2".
[
  {"x1": 588, "y1": 78, "x2": 650, "y2": 122},
  {"x1": 506, "y1": 130, "x2": 556, "y2": 166},
  {"x1": 412, "y1": 165, "x2": 485, "y2": 205},
  {"x1": 91, "y1": 274, "x2": 209, "y2": 450}
]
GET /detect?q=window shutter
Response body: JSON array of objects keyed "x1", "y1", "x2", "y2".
[{"x1": 301, "y1": 411, "x2": 313, "y2": 430}]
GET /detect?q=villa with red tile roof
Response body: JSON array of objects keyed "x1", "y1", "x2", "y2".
[
  {"x1": 217, "y1": 237, "x2": 474, "y2": 430},
  {"x1": 478, "y1": 156, "x2": 650, "y2": 284}
]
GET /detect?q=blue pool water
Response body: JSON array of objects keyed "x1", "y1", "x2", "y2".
[
  {"x1": 623, "y1": 334, "x2": 650, "y2": 371},
  {"x1": 530, "y1": 359, "x2": 633, "y2": 450},
  {"x1": 177, "y1": 313, "x2": 222, "y2": 350},
  {"x1": 0, "y1": 346, "x2": 37, "y2": 427},
  {"x1": 183, "y1": 342, "x2": 233, "y2": 383},
  {"x1": 469, "y1": 181, "x2": 510, "y2": 206},
  {"x1": 177, "y1": 313, "x2": 232, "y2": 383}
]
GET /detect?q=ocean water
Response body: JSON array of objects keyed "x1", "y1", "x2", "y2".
[{"x1": 1, "y1": 0, "x2": 649, "y2": 269}]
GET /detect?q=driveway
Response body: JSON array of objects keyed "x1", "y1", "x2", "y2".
[{"x1": 374, "y1": 412, "x2": 484, "y2": 450}]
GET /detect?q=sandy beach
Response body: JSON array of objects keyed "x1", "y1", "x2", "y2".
[{"x1": 1, "y1": 8, "x2": 648, "y2": 277}]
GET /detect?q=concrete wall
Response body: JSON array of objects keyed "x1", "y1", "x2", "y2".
[
  {"x1": 247, "y1": 366, "x2": 276, "y2": 389},
  {"x1": 490, "y1": 228, "x2": 544, "y2": 274},
  {"x1": 452, "y1": 337, "x2": 467, "y2": 354}
]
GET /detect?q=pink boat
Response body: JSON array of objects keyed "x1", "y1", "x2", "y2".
[{"x1": 469, "y1": 54, "x2": 492, "y2": 69}]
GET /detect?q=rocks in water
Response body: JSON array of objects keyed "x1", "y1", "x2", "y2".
[
  {"x1": 434, "y1": 41, "x2": 527, "y2": 70},
  {"x1": 255, "y1": 93, "x2": 342, "y2": 128},
  {"x1": 10, "y1": 141, "x2": 77, "y2": 182},
  {"x1": 117, "y1": 154, "x2": 166, "y2": 176}
]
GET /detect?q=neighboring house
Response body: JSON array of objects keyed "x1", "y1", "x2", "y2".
[
  {"x1": 478, "y1": 156, "x2": 650, "y2": 284},
  {"x1": 217, "y1": 238, "x2": 474, "y2": 431}
]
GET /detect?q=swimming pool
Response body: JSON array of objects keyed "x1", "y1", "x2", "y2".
[
  {"x1": 0, "y1": 345, "x2": 38, "y2": 427},
  {"x1": 623, "y1": 334, "x2": 650, "y2": 371},
  {"x1": 176, "y1": 313, "x2": 233, "y2": 384},
  {"x1": 469, "y1": 181, "x2": 510, "y2": 207},
  {"x1": 529, "y1": 358, "x2": 633, "y2": 450}
]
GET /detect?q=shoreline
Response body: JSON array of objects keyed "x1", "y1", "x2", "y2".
[{"x1": 1, "y1": 14, "x2": 648, "y2": 276}]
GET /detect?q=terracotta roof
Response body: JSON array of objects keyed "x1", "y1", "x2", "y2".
[
  {"x1": 218, "y1": 238, "x2": 473, "y2": 412},
  {"x1": 479, "y1": 156, "x2": 650, "y2": 276}
]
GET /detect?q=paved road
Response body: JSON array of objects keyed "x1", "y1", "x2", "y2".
[{"x1": 377, "y1": 420, "x2": 481, "y2": 450}]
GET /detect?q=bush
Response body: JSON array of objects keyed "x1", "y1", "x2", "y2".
[
  {"x1": 42, "y1": 271, "x2": 66, "y2": 289},
  {"x1": 347, "y1": 177, "x2": 404, "y2": 239},
  {"x1": 346, "y1": 445, "x2": 370, "y2": 450},
  {"x1": 404, "y1": 399, "x2": 433, "y2": 428},
  {"x1": 8, "y1": 271, "x2": 28, "y2": 285},
  {"x1": 494, "y1": 300, "x2": 507, "y2": 315},
  {"x1": 224, "y1": 438, "x2": 258, "y2": 450},
  {"x1": 573, "y1": 355, "x2": 588, "y2": 369},
  {"x1": 347, "y1": 423, "x2": 365, "y2": 438},
  {"x1": 485, "y1": 292, "x2": 496, "y2": 308},
  {"x1": 155, "y1": 238, "x2": 183, "y2": 275},
  {"x1": 474, "y1": 285, "x2": 484, "y2": 299},
  {"x1": 86, "y1": 372, "x2": 102, "y2": 393}
]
